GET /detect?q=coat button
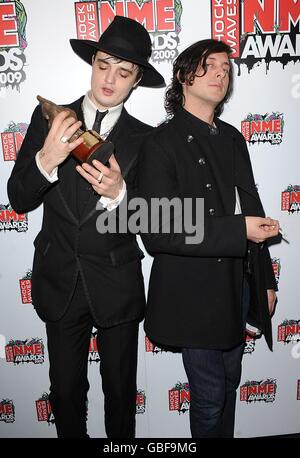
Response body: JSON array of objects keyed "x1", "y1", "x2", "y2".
[
  {"x1": 198, "y1": 158, "x2": 206, "y2": 165},
  {"x1": 209, "y1": 208, "x2": 215, "y2": 216},
  {"x1": 206, "y1": 183, "x2": 212, "y2": 190},
  {"x1": 187, "y1": 135, "x2": 194, "y2": 142}
]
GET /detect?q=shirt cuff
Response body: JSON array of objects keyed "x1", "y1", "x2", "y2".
[
  {"x1": 99, "y1": 180, "x2": 126, "y2": 211},
  {"x1": 35, "y1": 151, "x2": 58, "y2": 183}
]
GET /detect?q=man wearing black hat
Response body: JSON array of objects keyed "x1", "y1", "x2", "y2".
[{"x1": 7, "y1": 16, "x2": 164, "y2": 438}]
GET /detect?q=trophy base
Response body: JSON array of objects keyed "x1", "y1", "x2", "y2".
[
  {"x1": 72, "y1": 130, "x2": 114, "y2": 165},
  {"x1": 86, "y1": 140, "x2": 114, "y2": 166}
]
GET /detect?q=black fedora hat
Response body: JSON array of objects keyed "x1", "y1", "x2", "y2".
[{"x1": 70, "y1": 15, "x2": 164, "y2": 87}]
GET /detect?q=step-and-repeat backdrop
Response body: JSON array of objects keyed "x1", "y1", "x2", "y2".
[{"x1": 1, "y1": 0, "x2": 299, "y2": 438}]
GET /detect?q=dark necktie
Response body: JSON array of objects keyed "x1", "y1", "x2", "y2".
[
  {"x1": 76, "y1": 109, "x2": 108, "y2": 216},
  {"x1": 92, "y1": 109, "x2": 108, "y2": 134}
]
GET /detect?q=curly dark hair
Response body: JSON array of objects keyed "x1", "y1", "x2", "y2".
[{"x1": 165, "y1": 39, "x2": 234, "y2": 117}]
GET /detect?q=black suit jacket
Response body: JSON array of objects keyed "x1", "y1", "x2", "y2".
[
  {"x1": 138, "y1": 107, "x2": 277, "y2": 350},
  {"x1": 8, "y1": 96, "x2": 151, "y2": 327}
]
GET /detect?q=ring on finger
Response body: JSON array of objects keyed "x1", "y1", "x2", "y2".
[
  {"x1": 60, "y1": 135, "x2": 69, "y2": 144},
  {"x1": 97, "y1": 172, "x2": 104, "y2": 183}
]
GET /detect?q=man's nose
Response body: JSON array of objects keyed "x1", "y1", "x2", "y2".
[
  {"x1": 104, "y1": 68, "x2": 116, "y2": 84},
  {"x1": 216, "y1": 67, "x2": 226, "y2": 79}
]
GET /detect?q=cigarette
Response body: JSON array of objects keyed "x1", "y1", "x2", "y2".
[{"x1": 279, "y1": 228, "x2": 289, "y2": 244}]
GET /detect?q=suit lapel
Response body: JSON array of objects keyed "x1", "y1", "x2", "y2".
[
  {"x1": 55, "y1": 97, "x2": 85, "y2": 222},
  {"x1": 79, "y1": 108, "x2": 139, "y2": 224},
  {"x1": 108, "y1": 108, "x2": 141, "y2": 178},
  {"x1": 56, "y1": 155, "x2": 79, "y2": 222}
]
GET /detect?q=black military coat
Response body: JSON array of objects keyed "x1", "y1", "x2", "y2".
[{"x1": 138, "y1": 107, "x2": 277, "y2": 350}]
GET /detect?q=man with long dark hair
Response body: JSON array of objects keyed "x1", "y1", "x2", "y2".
[{"x1": 138, "y1": 39, "x2": 279, "y2": 437}]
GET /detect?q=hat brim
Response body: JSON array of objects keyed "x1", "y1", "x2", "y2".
[{"x1": 70, "y1": 39, "x2": 165, "y2": 88}]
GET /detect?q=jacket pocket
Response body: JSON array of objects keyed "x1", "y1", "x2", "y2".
[
  {"x1": 33, "y1": 232, "x2": 51, "y2": 256},
  {"x1": 109, "y1": 244, "x2": 144, "y2": 267}
]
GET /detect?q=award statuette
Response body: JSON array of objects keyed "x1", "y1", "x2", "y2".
[{"x1": 37, "y1": 95, "x2": 114, "y2": 165}]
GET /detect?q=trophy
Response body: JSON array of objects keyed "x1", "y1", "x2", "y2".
[{"x1": 37, "y1": 95, "x2": 114, "y2": 165}]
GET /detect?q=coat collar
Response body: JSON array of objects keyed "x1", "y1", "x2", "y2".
[
  {"x1": 176, "y1": 106, "x2": 219, "y2": 136},
  {"x1": 171, "y1": 106, "x2": 229, "y2": 139}
]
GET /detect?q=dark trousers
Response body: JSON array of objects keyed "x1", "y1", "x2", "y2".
[
  {"x1": 182, "y1": 343, "x2": 244, "y2": 438},
  {"x1": 45, "y1": 276, "x2": 139, "y2": 438},
  {"x1": 182, "y1": 278, "x2": 249, "y2": 438}
]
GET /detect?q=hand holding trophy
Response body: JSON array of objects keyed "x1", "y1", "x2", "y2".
[{"x1": 37, "y1": 95, "x2": 114, "y2": 165}]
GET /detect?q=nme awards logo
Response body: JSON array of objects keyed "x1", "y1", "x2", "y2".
[
  {"x1": 88, "y1": 330, "x2": 100, "y2": 363},
  {"x1": 136, "y1": 389, "x2": 146, "y2": 414},
  {"x1": 281, "y1": 185, "x2": 300, "y2": 214},
  {"x1": 1, "y1": 121, "x2": 28, "y2": 161},
  {"x1": 278, "y1": 319, "x2": 300, "y2": 344},
  {"x1": 272, "y1": 257, "x2": 281, "y2": 285},
  {"x1": 169, "y1": 382, "x2": 190, "y2": 414},
  {"x1": 211, "y1": 0, "x2": 300, "y2": 74},
  {"x1": 5, "y1": 338, "x2": 45, "y2": 364},
  {"x1": 244, "y1": 334, "x2": 256, "y2": 354},
  {"x1": 74, "y1": 0, "x2": 183, "y2": 63},
  {"x1": 19, "y1": 269, "x2": 32, "y2": 304},
  {"x1": 241, "y1": 112, "x2": 284, "y2": 145},
  {"x1": 0, "y1": 399, "x2": 15, "y2": 423},
  {"x1": 0, "y1": 0, "x2": 28, "y2": 89},
  {"x1": 240, "y1": 379, "x2": 277, "y2": 403},
  {"x1": 36, "y1": 393, "x2": 54, "y2": 424},
  {"x1": 0, "y1": 204, "x2": 28, "y2": 232}
]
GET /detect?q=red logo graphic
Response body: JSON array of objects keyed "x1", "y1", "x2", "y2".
[
  {"x1": 88, "y1": 330, "x2": 100, "y2": 363},
  {"x1": 272, "y1": 258, "x2": 281, "y2": 285},
  {"x1": 244, "y1": 334, "x2": 256, "y2": 355},
  {"x1": 240, "y1": 379, "x2": 277, "y2": 403},
  {"x1": 19, "y1": 269, "x2": 32, "y2": 304},
  {"x1": 145, "y1": 336, "x2": 167, "y2": 354},
  {"x1": 211, "y1": 0, "x2": 300, "y2": 73},
  {"x1": 136, "y1": 389, "x2": 146, "y2": 414},
  {"x1": 297, "y1": 381, "x2": 300, "y2": 401},
  {"x1": 278, "y1": 320, "x2": 300, "y2": 344},
  {"x1": 169, "y1": 382, "x2": 190, "y2": 414},
  {"x1": 211, "y1": 0, "x2": 241, "y2": 57},
  {"x1": 74, "y1": 0, "x2": 183, "y2": 62},
  {"x1": 0, "y1": 204, "x2": 28, "y2": 232},
  {"x1": 1, "y1": 121, "x2": 28, "y2": 161},
  {"x1": 241, "y1": 113, "x2": 284, "y2": 145},
  {"x1": 36, "y1": 393, "x2": 54, "y2": 424},
  {"x1": 0, "y1": 399, "x2": 15, "y2": 423},
  {"x1": 281, "y1": 185, "x2": 300, "y2": 214},
  {"x1": 5, "y1": 338, "x2": 45, "y2": 365},
  {"x1": 0, "y1": 1, "x2": 28, "y2": 89}
]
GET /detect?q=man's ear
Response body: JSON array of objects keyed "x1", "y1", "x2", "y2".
[
  {"x1": 132, "y1": 76, "x2": 142, "y2": 89},
  {"x1": 176, "y1": 69, "x2": 185, "y2": 85}
]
